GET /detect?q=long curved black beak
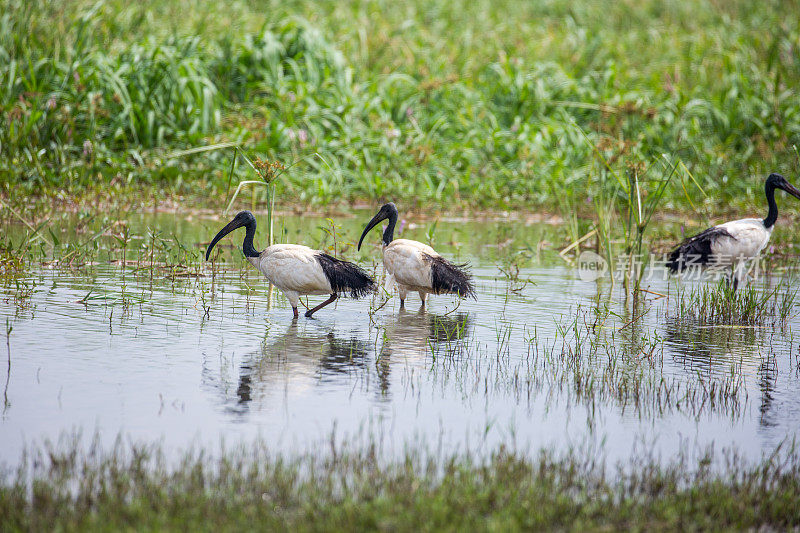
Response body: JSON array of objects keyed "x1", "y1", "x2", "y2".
[
  {"x1": 780, "y1": 180, "x2": 800, "y2": 201},
  {"x1": 206, "y1": 218, "x2": 247, "y2": 260},
  {"x1": 357, "y1": 210, "x2": 388, "y2": 251}
]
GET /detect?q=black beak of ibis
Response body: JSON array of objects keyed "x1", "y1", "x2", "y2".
[
  {"x1": 357, "y1": 209, "x2": 389, "y2": 251},
  {"x1": 206, "y1": 216, "x2": 248, "y2": 260},
  {"x1": 780, "y1": 179, "x2": 800, "y2": 201}
]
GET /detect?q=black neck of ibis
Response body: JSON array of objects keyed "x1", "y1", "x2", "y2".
[
  {"x1": 242, "y1": 218, "x2": 259, "y2": 257},
  {"x1": 764, "y1": 183, "x2": 778, "y2": 229},
  {"x1": 382, "y1": 209, "x2": 398, "y2": 245},
  {"x1": 763, "y1": 174, "x2": 783, "y2": 229}
]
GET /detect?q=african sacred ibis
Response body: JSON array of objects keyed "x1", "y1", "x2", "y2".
[
  {"x1": 206, "y1": 211, "x2": 376, "y2": 318},
  {"x1": 666, "y1": 173, "x2": 800, "y2": 290},
  {"x1": 357, "y1": 203, "x2": 476, "y2": 307}
]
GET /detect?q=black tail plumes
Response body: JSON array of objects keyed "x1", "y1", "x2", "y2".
[
  {"x1": 424, "y1": 254, "x2": 476, "y2": 299},
  {"x1": 666, "y1": 227, "x2": 735, "y2": 273},
  {"x1": 315, "y1": 253, "x2": 377, "y2": 298}
]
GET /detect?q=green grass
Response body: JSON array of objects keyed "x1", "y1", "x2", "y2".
[
  {"x1": 2, "y1": 438, "x2": 800, "y2": 531},
  {"x1": 672, "y1": 273, "x2": 800, "y2": 326},
  {"x1": 2, "y1": 0, "x2": 800, "y2": 213}
]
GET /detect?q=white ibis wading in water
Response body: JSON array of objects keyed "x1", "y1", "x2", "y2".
[
  {"x1": 357, "y1": 203, "x2": 476, "y2": 307},
  {"x1": 666, "y1": 173, "x2": 800, "y2": 290},
  {"x1": 206, "y1": 211, "x2": 376, "y2": 318}
]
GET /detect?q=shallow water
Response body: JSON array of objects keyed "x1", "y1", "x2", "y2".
[{"x1": 1, "y1": 212, "x2": 799, "y2": 465}]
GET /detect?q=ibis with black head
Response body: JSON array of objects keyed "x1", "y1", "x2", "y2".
[
  {"x1": 666, "y1": 173, "x2": 800, "y2": 290},
  {"x1": 357, "y1": 203, "x2": 476, "y2": 307},
  {"x1": 206, "y1": 211, "x2": 376, "y2": 318}
]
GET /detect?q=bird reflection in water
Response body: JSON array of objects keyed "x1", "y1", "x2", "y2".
[
  {"x1": 375, "y1": 309, "x2": 472, "y2": 395},
  {"x1": 378, "y1": 309, "x2": 471, "y2": 358},
  {"x1": 224, "y1": 320, "x2": 371, "y2": 416},
  {"x1": 209, "y1": 311, "x2": 472, "y2": 416}
]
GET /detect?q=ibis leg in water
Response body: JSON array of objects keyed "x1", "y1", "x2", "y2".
[
  {"x1": 304, "y1": 293, "x2": 338, "y2": 318},
  {"x1": 357, "y1": 203, "x2": 476, "y2": 307},
  {"x1": 666, "y1": 173, "x2": 800, "y2": 290},
  {"x1": 206, "y1": 211, "x2": 376, "y2": 318}
]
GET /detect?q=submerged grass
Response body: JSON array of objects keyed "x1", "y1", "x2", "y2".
[
  {"x1": 2, "y1": 0, "x2": 799, "y2": 211},
  {"x1": 410, "y1": 304, "x2": 750, "y2": 422},
  {"x1": 2, "y1": 437, "x2": 800, "y2": 530}
]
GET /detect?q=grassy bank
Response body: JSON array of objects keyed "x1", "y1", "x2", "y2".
[
  {"x1": 2, "y1": 0, "x2": 800, "y2": 212},
  {"x1": 2, "y1": 439, "x2": 800, "y2": 530}
]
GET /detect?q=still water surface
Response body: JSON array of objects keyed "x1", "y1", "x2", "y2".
[{"x1": 1, "y1": 212, "x2": 798, "y2": 465}]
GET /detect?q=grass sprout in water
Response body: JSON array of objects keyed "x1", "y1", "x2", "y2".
[
  {"x1": 671, "y1": 275, "x2": 799, "y2": 326},
  {"x1": 412, "y1": 306, "x2": 749, "y2": 422},
  {"x1": 531, "y1": 308, "x2": 746, "y2": 420}
]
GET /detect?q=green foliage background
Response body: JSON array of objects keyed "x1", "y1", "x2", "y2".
[{"x1": 1, "y1": 0, "x2": 799, "y2": 209}]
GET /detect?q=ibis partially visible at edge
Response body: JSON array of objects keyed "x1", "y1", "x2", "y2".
[
  {"x1": 666, "y1": 173, "x2": 800, "y2": 290},
  {"x1": 206, "y1": 211, "x2": 376, "y2": 318},
  {"x1": 357, "y1": 203, "x2": 476, "y2": 307}
]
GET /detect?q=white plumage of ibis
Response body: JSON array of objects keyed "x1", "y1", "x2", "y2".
[
  {"x1": 357, "y1": 203, "x2": 476, "y2": 307},
  {"x1": 666, "y1": 173, "x2": 800, "y2": 289},
  {"x1": 206, "y1": 211, "x2": 376, "y2": 318}
]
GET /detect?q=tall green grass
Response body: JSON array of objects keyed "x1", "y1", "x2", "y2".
[{"x1": 1, "y1": 0, "x2": 799, "y2": 209}]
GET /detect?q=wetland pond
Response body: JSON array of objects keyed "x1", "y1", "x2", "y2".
[{"x1": 1, "y1": 211, "x2": 799, "y2": 467}]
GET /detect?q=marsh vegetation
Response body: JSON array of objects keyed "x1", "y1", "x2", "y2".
[
  {"x1": 3, "y1": 0, "x2": 800, "y2": 528},
  {"x1": 5, "y1": 438, "x2": 800, "y2": 531},
  {"x1": 2, "y1": 0, "x2": 800, "y2": 214}
]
